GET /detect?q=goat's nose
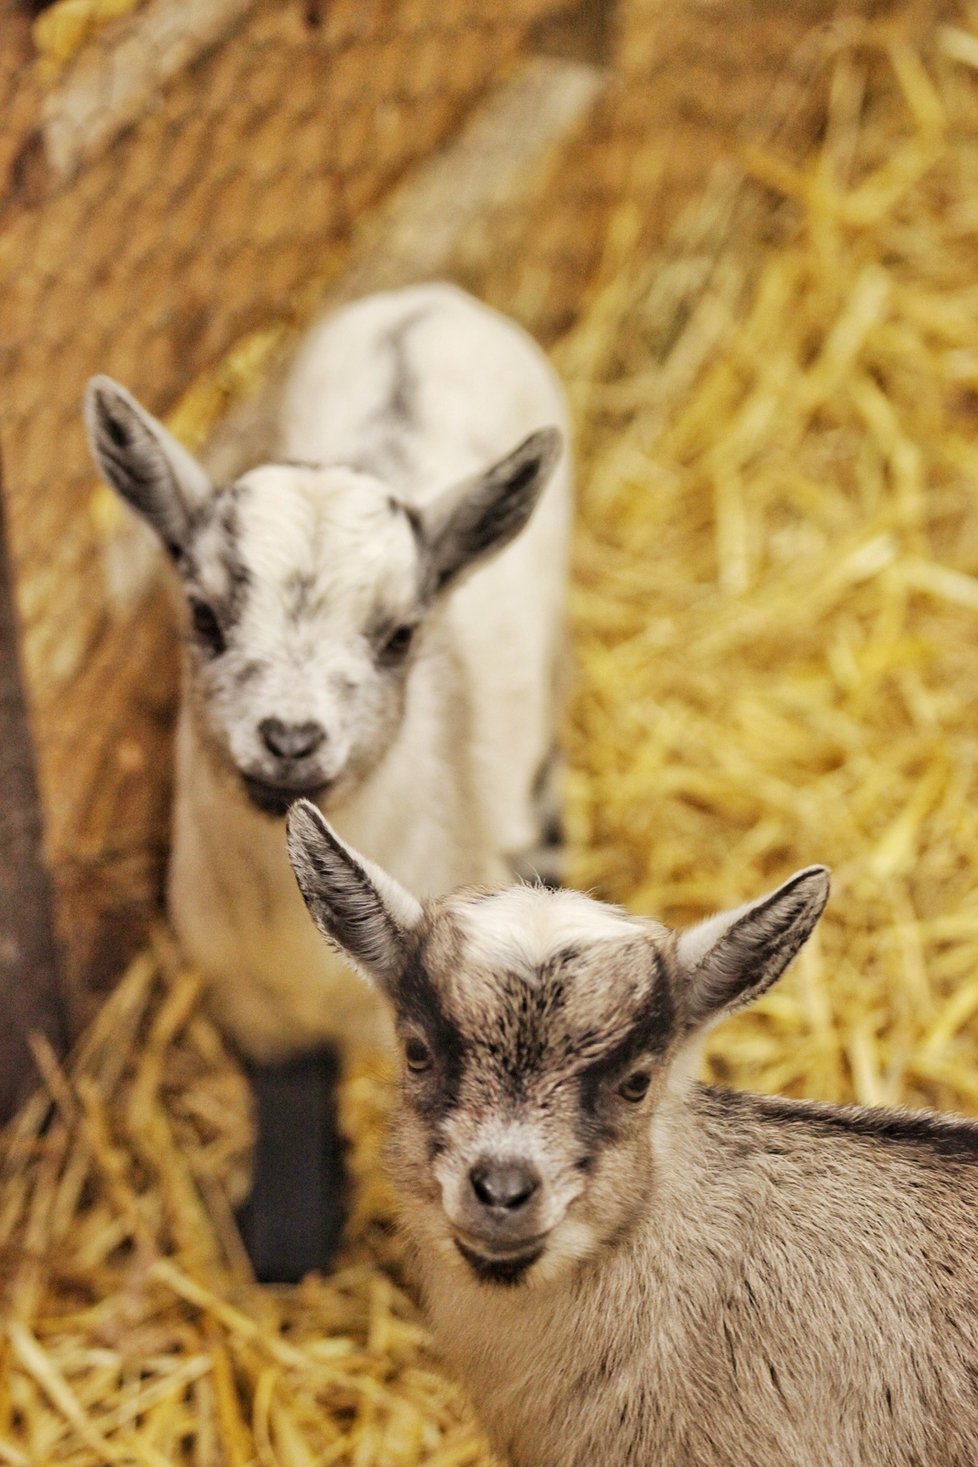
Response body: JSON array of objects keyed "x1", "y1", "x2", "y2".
[
  {"x1": 469, "y1": 1159, "x2": 540, "y2": 1212},
  {"x1": 259, "y1": 718, "x2": 326, "y2": 761}
]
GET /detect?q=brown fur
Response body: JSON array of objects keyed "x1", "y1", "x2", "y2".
[{"x1": 284, "y1": 825, "x2": 978, "y2": 1466}]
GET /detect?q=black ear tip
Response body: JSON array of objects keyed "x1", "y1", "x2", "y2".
[
  {"x1": 285, "y1": 799, "x2": 345, "y2": 880},
  {"x1": 285, "y1": 796, "x2": 325, "y2": 845},
  {"x1": 85, "y1": 374, "x2": 122, "y2": 413},
  {"x1": 791, "y1": 864, "x2": 831, "y2": 916},
  {"x1": 84, "y1": 375, "x2": 133, "y2": 444},
  {"x1": 502, "y1": 426, "x2": 562, "y2": 497},
  {"x1": 526, "y1": 425, "x2": 563, "y2": 471}
]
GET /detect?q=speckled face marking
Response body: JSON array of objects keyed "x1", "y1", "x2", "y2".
[
  {"x1": 285, "y1": 806, "x2": 830, "y2": 1289},
  {"x1": 84, "y1": 375, "x2": 562, "y2": 818},
  {"x1": 381, "y1": 890, "x2": 677, "y2": 1285},
  {"x1": 182, "y1": 462, "x2": 424, "y2": 816}
]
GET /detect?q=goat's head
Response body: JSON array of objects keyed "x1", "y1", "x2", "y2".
[
  {"x1": 286, "y1": 801, "x2": 829, "y2": 1288},
  {"x1": 85, "y1": 376, "x2": 561, "y2": 817}
]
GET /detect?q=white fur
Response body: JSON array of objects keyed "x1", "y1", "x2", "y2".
[
  {"x1": 167, "y1": 284, "x2": 571, "y2": 1059},
  {"x1": 453, "y1": 885, "x2": 655, "y2": 978}
]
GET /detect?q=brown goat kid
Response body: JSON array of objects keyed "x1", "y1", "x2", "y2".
[{"x1": 286, "y1": 799, "x2": 978, "y2": 1467}]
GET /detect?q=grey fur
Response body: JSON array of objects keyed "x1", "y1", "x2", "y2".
[
  {"x1": 84, "y1": 375, "x2": 212, "y2": 555},
  {"x1": 419, "y1": 428, "x2": 564, "y2": 597},
  {"x1": 285, "y1": 828, "x2": 978, "y2": 1467},
  {"x1": 286, "y1": 798, "x2": 420, "y2": 985},
  {"x1": 344, "y1": 307, "x2": 430, "y2": 480},
  {"x1": 382, "y1": 306, "x2": 428, "y2": 422}
]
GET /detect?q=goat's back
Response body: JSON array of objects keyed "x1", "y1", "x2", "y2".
[{"x1": 283, "y1": 282, "x2": 572, "y2": 860}]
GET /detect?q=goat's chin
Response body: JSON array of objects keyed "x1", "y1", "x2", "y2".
[
  {"x1": 239, "y1": 773, "x2": 335, "y2": 819},
  {"x1": 237, "y1": 736, "x2": 402, "y2": 818},
  {"x1": 441, "y1": 1216, "x2": 599, "y2": 1292},
  {"x1": 518, "y1": 1217, "x2": 601, "y2": 1287},
  {"x1": 453, "y1": 1237, "x2": 546, "y2": 1287}
]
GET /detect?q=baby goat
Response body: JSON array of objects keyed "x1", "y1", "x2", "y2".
[
  {"x1": 85, "y1": 284, "x2": 570, "y2": 1281},
  {"x1": 287, "y1": 802, "x2": 978, "y2": 1467}
]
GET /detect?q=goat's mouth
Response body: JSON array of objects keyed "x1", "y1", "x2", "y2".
[
  {"x1": 240, "y1": 774, "x2": 333, "y2": 819},
  {"x1": 452, "y1": 1232, "x2": 548, "y2": 1286}
]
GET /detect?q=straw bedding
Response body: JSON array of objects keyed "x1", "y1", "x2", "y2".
[
  {"x1": 5, "y1": 4, "x2": 978, "y2": 1461},
  {"x1": 560, "y1": 9, "x2": 978, "y2": 1113}
]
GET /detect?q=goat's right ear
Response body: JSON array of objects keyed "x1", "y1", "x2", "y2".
[
  {"x1": 84, "y1": 376, "x2": 212, "y2": 556},
  {"x1": 286, "y1": 800, "x2": 422, "y2": 991}
]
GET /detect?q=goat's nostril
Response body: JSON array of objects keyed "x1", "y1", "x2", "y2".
[
  {"x1": 259, "y1": 718, "x2": 326, "y2": 761},
  {"x1": 470, "y1": 1160, "x2": 540, "y2": 1212}
]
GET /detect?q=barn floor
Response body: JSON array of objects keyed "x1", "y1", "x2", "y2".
[{"x1": 5, "y1": 0, "x2": 978, "y2": 1460}]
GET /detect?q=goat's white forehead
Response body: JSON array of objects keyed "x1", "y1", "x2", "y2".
[
  {"x1": 446, "y1": 886, "x2": 661, "y2": 975},
  {"x1": 229, "y1": 464, "x2": 418, "y2": 605},
  {"x1": 423, "y1": 887, "x2": 670, "y2": 1054}
]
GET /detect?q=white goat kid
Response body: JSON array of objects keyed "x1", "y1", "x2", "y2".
[
  {"x1": 286, "y1": 803, "x2": 978, "y2": 1467},
  {"x1": 85, "y1": 283, "x2": 570, "y2": 1280}
]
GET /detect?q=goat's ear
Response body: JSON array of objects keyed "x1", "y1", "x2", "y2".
[
  {"x1": 84, "y1": 376, "x2": 212, "y2": 556},
  {"x1": 419, "y1": 426, "x2": 563, "y2": 596},
  {"x1": 286, "y1": 799, "x2": 422, "y2": 991},
  {"x1": 674, "y1": 866, "x2": 829, "y2": 1031}
]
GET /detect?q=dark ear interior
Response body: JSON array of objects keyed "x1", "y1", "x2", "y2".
[
  {"x1": 285, "y1": 799, "x2": 421, "y2": 988},
  {"x1": 676, "y1": 866, "x2": 830, "y2": 1031},
  {"x1": 421, "y1": 425, "x2": 563, "y2": 595},
  {"x1": 84, "y1": 376, "x2": 211, "y2": 555}
]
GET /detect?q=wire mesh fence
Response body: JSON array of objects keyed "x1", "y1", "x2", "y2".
[
  {"x1": 0, "y1": 0, "x2": 938, "y2": 1014},
  {"x1": 0, "y1": 0, "x2": 568, "y2": 1016},
  {"x1": 7, "y1": 0, "x2": 978, "y2": 1460}
]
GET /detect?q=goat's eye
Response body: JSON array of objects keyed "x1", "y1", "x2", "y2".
[
  {"x1": 404, "y1": 1036, "x2": 433, "y2": 1073},
  {"x1": 619, "y1": 1070, "x2": 651, "y2": 1103},
  {"x1": 189, "y1": 598, "x2": 225, "y2": 655},
  {"x1": 378, "y1": 623, "x2": 416, "y2": 666}
]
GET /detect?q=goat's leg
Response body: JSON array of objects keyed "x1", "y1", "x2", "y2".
[
  {"x1": 509, "y1": 745, "x2": 566, "y2": 889},
  {"x1": 237, "y1": 1046, "x2": 346, "y2": 1283}
]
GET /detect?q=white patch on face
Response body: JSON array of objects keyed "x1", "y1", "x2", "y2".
[
  {"x1": 523, "y1": 1214, "x2": 602, "y2": 1286},
  {"x1": 188, "y1": 464, "x2": 422, "y2": 799},
  {"x1": 448, "y1": 885, "x2": 663, "y2": 978}
]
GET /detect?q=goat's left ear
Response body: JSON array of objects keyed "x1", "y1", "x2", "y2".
[
  {"x1": 674, "y1": 866, "x2": 830, "y2": 1031},
  {"x1": 419, "y1": 426, "x2": 563, "y2": 596},
  {"x1": 285, "y1": 800, "x2": 422, "y2": 992}
]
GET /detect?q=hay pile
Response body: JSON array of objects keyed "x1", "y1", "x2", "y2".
[
  {"x1": 5, "y1": 4, "x2": 978, "y2": 1461},
  {"x1": 559, "y1": 11, "x2": 978, "y2": 1112},
  {"x1": 0, "y1": 948, "x2": 476, "y2": 1465}
]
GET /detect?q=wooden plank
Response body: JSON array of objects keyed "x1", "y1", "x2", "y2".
[
  {"x1": 30, "y1": 0, "x2": 260, "y2": 192},
  {"x1": 0, "y1": 449, "x2": 67, "y2": 1122}
]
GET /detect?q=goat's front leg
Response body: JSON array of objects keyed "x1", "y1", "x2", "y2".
[{"x1": 237, "y1": 1046, "x2": 346, "y2": 1283}]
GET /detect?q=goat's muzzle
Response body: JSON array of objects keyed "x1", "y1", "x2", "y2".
[{"x1": 448, "y1": 1155, "x2": 551, "y2": 1282}]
